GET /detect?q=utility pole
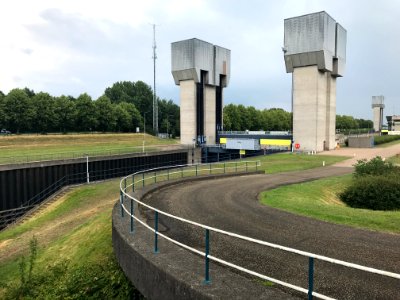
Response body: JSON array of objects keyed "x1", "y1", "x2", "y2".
[{"x1": 151, "y1": 24, "x2": 158, "y2": 135}]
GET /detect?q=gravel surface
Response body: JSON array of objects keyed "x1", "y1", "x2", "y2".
[{"x1": 142, "y1": 165, "x2": 400, "y2": 299}]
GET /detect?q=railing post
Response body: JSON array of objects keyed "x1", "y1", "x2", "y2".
[
  {"x1": 155, "y1": 171, "x2": 157, "y2": 183},
  {"x1": 308, "y1": 257, "x2": 314, "y2": 300},
  {"x1": 154, "y1": 211, "x2": 159, "y2": 253},
  {"x1": 120, "y1": 190, "x2": 124, "y2": 218},
  {"x1": 245, "y1": 162, "x2": 248, "y2": 172},
  {"x1": 181, "y1": 167, "x2": 183, "y2": 178},
  {"x1": 235, "y1": 162, "x2": 237, "y2": 172},
  {"x1": 132, "y1": 174, "x2": 135, "y2": 192},
  {"x1": 124, "y1": 177, "x2": 127, "y2": 195},
  {"x1": 256, "y1": 161, "x2": 258, "y2": 171},
  {"x1": 196, "y1": 164, "x2": 198, "y2": 176},
  {"x1": 224, "y1": 162, "x2": 226, "y2": 174},
  {"x1": 167, "y1": 169, "x2": 170, "y2": 180},
  {"x1": 209, "y1": 163, "x2": 211, "y2": 175},
  {"x1": 142, "y1": 172, "x2": 145, "y2": 187},
  {"x1": 130, "y1": 198, "x2": 134, "y2": 233},
  {"x1": 204, "y1": 229, "x2": 211, "y2": 284}
]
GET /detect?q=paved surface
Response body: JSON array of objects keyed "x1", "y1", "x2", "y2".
[
  {"x1": 319, "y1": 142, "x2": 400, "y2": 167},
  {"x1": 142, "y1": 160, "x2": 400, "y2": 299}
]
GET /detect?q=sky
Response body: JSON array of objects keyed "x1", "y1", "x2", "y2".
[{"x1": 0, "y1": 0, "x2": 399, "y2": 120}]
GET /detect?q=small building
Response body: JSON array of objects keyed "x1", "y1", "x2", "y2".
[{"x1": 386, "y1": 115, "x2": 400, "y2": 133}]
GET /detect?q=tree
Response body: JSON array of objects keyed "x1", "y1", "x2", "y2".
[
  {"x1": 114, "y1": 104, "x2": 132, "y2": 132},
  {"x1": 158, "y1": 98, "x2": 180, "y2": 136},
  {"x1": 32, "y1": 92, "x2": 56, "y2": 133},
  {"x1": 95, "y1": 95, "x2": 116, "y2": 132},
  {"x1": 55, "y1": 96, "x2": 76, "y2": 133},
  {"x1": 75, "y1": 93, "x2": 97, "y2": 132},
  {"x1": 3, "y1": 88, "x2": 34, "y2": 133},
  {"x1": 0, "y1": 91, "x2": 5, "y2": 128},
  {"x1": 118, "y1": 102, "x2": 142, "y2": 132},
  {"x1": 104, "y1": 80, "x2": 153, "y2": 117}
]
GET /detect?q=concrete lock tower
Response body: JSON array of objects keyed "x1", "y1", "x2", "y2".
[
  {"x1": 171, "y1": 38, "x2": 230, "y2": 145},
  {"x1": 372, "y1": 96, "x2": 385, "y2": 132},
  {"x1": 283, "y1": 11, "x2": 347, "y2": 152}
]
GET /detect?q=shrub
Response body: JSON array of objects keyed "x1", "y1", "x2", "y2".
[
  {"x1": 374, "y1": 134, "x2": 400, "y2": 145},
  {"x1": 340, "y1": 174, "x2": 400, "y2": 210},
  {"x1": 354, "y1": 156, "x2": 399, "y2": 177}
]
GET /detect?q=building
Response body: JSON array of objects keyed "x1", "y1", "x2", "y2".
[{"x1": 283, "y1": 11, "x2": 346, "y2": 152}]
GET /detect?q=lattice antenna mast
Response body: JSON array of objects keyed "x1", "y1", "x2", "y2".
[{"x1": 151, "y1": 24, "x2": 158, "y2": 135}]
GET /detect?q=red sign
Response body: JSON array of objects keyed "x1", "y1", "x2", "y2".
[{"x1": 295, "y1": 143, "x2": 300, "y2": 149}]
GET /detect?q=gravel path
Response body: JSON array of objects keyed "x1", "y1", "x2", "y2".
[{"x1": 143, "y1": 161, "x2": 400, "y2": 299}]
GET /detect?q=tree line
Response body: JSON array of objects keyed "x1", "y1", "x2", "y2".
[
  {"x1": 0, "y1": 81, "x2": 180, "y2": 136},
  {"x1": 0, "y1": 82, "x2": 372, "y2": 135},
  {"x1": 223, "y1": 104, "x2": 373, "y2": 132}
]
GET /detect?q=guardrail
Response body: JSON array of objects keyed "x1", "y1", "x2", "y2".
[
  {"x1": 119, "y1": 161, "x2": 400, "y2": 300},
  {"x1": 0, "y1": 144, "x2": 184, "y2": 165}
]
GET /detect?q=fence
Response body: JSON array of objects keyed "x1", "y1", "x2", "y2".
[
  {"x1": 119, "y1": 161, "x2": 400, "y2": 300},
  {"x1": 0, "y1": 144, "x2": 184, "y2": 165}
]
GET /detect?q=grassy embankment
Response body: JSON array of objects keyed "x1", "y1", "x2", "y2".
[
  {"x1": 260, "y1": 174, "x2": 400, "y2": 233},
  {"x1": 0, "y1": 179, "x2": 142, "y2": 298},
  {"x1": 0, "y1": 133, "x2": 178, "y2": 164}
]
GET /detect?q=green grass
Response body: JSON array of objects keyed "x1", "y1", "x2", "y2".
[
  {"x1": 260, "y1": 175, "x2": 400, "y2": 233},
  {"x1": 388, "y1": 155, "x2": 400, "y2": 165},
  {"x1": 0, "y1": 133, "x2": 178, "y2": 164},
  {"x1": 243, "y1": 153, "x2": 349, "y2": 174},
  {"x1": 376, "y1": 138, "x2": 400, "y2": 148},
  {"x1": 0, "y1": 179, "x2": 140, "y2": 298}
]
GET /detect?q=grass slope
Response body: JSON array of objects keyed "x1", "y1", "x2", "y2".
[
  {"x1": 0, "y1": 133, "x2": 178, "y2": 164},
  {"x1": 244, "y1": 152, "x2": 349, "y2": 174},
  {"x1": 260, "y1": 175, "x2": 400, "y2": 233},
  {"x1": 0, "y1": 179, "x2": 141, "y2": 298}
]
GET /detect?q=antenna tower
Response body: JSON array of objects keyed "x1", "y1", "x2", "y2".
[{"x1": 151, "y1": 24, "x2": 158, "y2": 134}]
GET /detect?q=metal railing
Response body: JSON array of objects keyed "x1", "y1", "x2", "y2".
[
  {"x1": 119, "y1": 161, "x2": 400, "y2": 300},
  {"x1": 0, "y1": 144, "x2": 184, "y2": 165}
]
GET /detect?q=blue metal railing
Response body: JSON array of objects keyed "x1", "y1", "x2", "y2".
[{"x1": 120, "y1": 161, "x2": 400, "y2": 300}]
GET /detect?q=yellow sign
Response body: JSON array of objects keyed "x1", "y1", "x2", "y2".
[
  {"x1": 260, "y1": 139, "x2": 291, "y2": 146},
  {"x1": 239, "y1": 149, "x2": 246, "y2": 155},
  {"x1": 220, "y1": 137, "x2": 227, "y2": 144}
]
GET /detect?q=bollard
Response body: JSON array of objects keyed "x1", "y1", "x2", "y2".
[
  {"x1": 308, "y1": 257, "x2": 314, "y2": 300},
  {"x1": 204, "y1": 229, "x2": 211, "y2": 284}
]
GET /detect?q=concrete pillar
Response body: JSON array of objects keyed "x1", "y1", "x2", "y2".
[
  {"x1": 293, "y1": 66, "x2": 337, "y2": 152},
  {"x1": 204, "y1": 86, "x2": 216, "y2": 145},
  {"x1": 180, "y1": 80, "x2": 197, "y2": 145},
  {"x1": 284, "y1": 11, "x2": 346, "y2": 152}
]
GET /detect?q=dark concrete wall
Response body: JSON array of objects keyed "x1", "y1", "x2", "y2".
[{"x1": 0, "y1": 150, "x2": 188, "y2": 211}]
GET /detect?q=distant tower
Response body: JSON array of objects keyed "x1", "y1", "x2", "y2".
[
  {"x1": 171, "y1": 38, "x2": 230, "y2": 145},
  {"x1": 283, "y1": 11, "x2": 346, "y2": 152},
  {"x1": 372, "y1": 96, "x2": 385, "y2": 132}
]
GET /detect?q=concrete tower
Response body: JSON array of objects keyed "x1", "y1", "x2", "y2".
[
  {"x1": 171, "y1": 38, "x2": 230, "y2": 145},
  {"x1": 372, "y1": 96, "x2": 385, "y2": 132},
  {"x1": 284, "y1": 11, "x2": 346, "y2": 152}
]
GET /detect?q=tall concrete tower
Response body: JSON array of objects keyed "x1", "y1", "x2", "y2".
[
  {"x1": 171, "y1": 38, "x2": 230, "y2": 145},
  {"x1": 372, "y1": 96, "x2": 385, "y2": 132},
  {"x1": 284, "y1": 11, "x2": 346, "y2": 152}
]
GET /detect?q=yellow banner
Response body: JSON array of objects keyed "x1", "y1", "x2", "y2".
[
  {"x1": 260, "y1": 139, "x2": 291, "y2": 146},
  {"x1": 239, "y1": 149, "x2": 246, "y2": 155}
]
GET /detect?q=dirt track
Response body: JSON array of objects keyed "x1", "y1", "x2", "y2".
[{"x1": 143, "y1": 144, "x2": 400, "y2": 299}]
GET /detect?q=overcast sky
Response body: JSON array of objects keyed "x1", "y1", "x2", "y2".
[{"x1": 1, "y1": 0, "x2": 399, "y2": 120}]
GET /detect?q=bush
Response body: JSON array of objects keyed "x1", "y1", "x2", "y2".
[
  {"x1": 374, "y1": 134, "x2": 400, "y2": 145},
  {"x1": 340, "y1": 174, "x2": 400, "y2": 210},
  {"x1": 354, "y1": 156, "x2": 398, "y2": 177}
]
